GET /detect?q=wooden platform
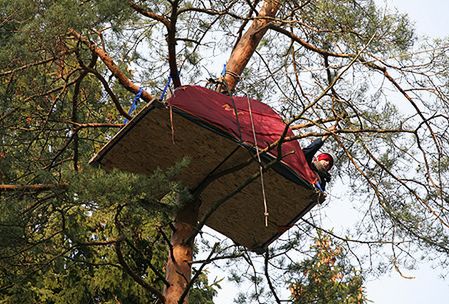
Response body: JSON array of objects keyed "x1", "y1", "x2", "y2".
[{"x1": 90, "y1": 103, "x2": 323, "y2": 252}]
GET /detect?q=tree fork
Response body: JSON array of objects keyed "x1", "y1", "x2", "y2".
[{"x1": 222, "y1": 0, "x2": 281, "y2": 93}]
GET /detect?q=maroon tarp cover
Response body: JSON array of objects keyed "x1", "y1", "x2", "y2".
[{"x1": 167, "y1": 85, "x2": 318, "y2": 186}]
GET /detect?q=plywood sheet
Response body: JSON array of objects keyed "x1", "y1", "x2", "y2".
[{"x1": 90, "y1": 104, "x2": 323, "y2": 251}]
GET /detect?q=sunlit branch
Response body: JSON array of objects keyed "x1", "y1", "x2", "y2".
[
  {"x1": 68, "y1": 29, "x2": 156, "y2": 103},
  {"x1": 0, "y1": 184, "x2": 68, "y2": 192},
  {"x1": 127, "y1": 0, "x2": 170, "y2": 28}
]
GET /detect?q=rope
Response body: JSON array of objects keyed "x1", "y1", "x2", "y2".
[
  {"x1": 160, "y1": 76, "x2": 172, "y2": 101},
  {"x1": 157, "y1": 75, "x2": 175, "y2": 142},
  {"x1": 220, "y1": 64, "x2": 242, "y2": 139},
  {"x1": 225, "y1": 70, "x2": 241, "y2": 79},
  {"x1": 169, "y1": 104, "x2": 175, "y2": 144},
  {"x1": 246, "y1": 95, "x2": 269, "y2": 227},
  {"x1": 230, "y1": 95, "x2": 242, "y2": 140},
  {"x1": 124, "y1": 87, "x2": 143, "y2": 124}
]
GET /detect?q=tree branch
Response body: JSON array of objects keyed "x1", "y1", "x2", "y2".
[
  {"x1": 114, "y1": 205, "x2": 166, "y2": 302},
  {"x1": 264, "y1": 251, "x2": 281, "y2": 304},
  {"x1": 0, "y1": 184, "x2": 68, "y2": 192},
  {"x1": 223, "y1": 0, "x2": 281, "y2": 92},
  {"x1": 68, "y1": 29, "x2": 156, "y2": 104},
  {"x1": 167, "y1": 0, "x2": 181, "y2": 88},
  {"x1": 127, "y1": 0, "x2": 170, "y2": 28}
]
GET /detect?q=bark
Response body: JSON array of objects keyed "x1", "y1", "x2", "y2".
[
  {"x1": 167, "y1": 0, "x2": 182, "y2": 88},
  {"x1": 0, "y1": 184, "x2": 68, "y2": 192},
  {"x1": 68, "y1": 29, "x2": 155, "y2": 103},
  {"x1": 222, "y1": 0, "x2": 281, "y2": 93},
  {"x1": 163, "y1": 200, "x2": 199, "y2": 304}
]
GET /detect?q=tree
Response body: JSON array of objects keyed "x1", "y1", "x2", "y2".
[
  {"x1": 289, "y1": 233, "x2": 366, "y2": 304},
  {"x1": 1, "y1": 0, "x2": 449, "y2": 303}
]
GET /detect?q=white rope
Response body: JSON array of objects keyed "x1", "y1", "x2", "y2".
[
  {"x1": 169, "y1": 105, "x2": 175, "y2": 144},
  {"x1": 246, "y1": 96, "x2": 269, "y2": 227}
]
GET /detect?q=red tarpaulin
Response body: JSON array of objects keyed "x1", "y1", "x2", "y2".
[
  {"x1": 167, "y1": 85, "x2": 318, "y2": 186},
  {"x1": 89, "y1": 84, "x2": 325, "y2": 250}
]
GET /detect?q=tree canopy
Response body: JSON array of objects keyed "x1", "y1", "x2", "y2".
[{"x1": 1, "y1": 0, "x2": 449, "y2": 303}]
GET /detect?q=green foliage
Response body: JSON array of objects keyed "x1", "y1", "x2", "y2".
[
  {"x1": 297, "y1": 0, "x2": 415, "y2": 54},
  {"x1": 189, "y1": 271, "x2": 222, "y2": 304},
  {"x1": 289, "y1": 233, "x2": 366, "y2": 304},
  {"x1": 0, "y1": 166, "x2": 189, "y2": 303},
  {"x1": 1, "y1": 0, "x2": 448, "y2": 303}
]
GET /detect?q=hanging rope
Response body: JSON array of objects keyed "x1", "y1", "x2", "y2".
[
  {"x1": 246, "y1": 96, "x2": 269, "y2": 227},
  {"x1": 124, "y1": 87, "x2": 143, "y2": 124},
  {"x1": 157, "y1": 75, "x2": 176, "y2": 143},
  {"x1": 220, "y1": 64, "x2": 242, "y2": 140},
  {"x1": 169, "y1": 104, "x2": 175, "y2": 144}
]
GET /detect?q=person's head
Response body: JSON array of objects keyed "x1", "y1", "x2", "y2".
[{"x1": 313, "y1": 153, "x2": 334, "y2": 172}]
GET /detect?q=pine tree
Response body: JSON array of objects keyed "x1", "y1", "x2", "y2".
[
  {"x1": 1, "y1": 0, "x2": 449, "y2": 303},
  {"x1": 289, "y1": 233, "x2": 366, "y2": 304}
]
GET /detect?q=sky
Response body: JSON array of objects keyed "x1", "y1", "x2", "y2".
[
  {"x1": 387, "y1": 0, "x2": 449, "y2": 38},
  {"x1": 365, "y1": 1, "x2": 449, "y2": 303},
  {"x1": 211, "y1": 2, "x2": 449, "y2": 303}
]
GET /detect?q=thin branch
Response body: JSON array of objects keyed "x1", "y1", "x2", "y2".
[
  {"x1": 67, "y1": 122, "x2": 124, "y2": 128},
  {"x1": 115, "y1": 239, "x2": 165, "y2": 302},
  {"x1": 0, "y1": 56, "x2": 66, "y2": 77},
  {"x1": 268, "y1": 24, "x2": 351, "y2": 59},
  {"x1": 114, "y1": 205, "x2": 165, "y2": 302},
  {"x1": 264, "y1": 251, "x2": 281, "y2": 304},
  {"x1": 124, "y1": 239, "x2": 170, "y2": 287},
  {"x1": 75, "y1": 48, "x2": 131, "y2": 120}
]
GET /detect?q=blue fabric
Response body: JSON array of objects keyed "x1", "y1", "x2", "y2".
[
  {"x1": 160, "y1": 76, "x2": 172, "y2": 101},
  {"x1": 124, "y1": 87, "x2": 143, "y2": 124},
  {"x1": 221, "y1": 64, "x2": 227, "y2": 76},
  {"x1": 303, "y1": 138, "x2": 324, "y2": 164}
]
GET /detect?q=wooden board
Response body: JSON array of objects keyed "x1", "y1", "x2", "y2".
[{"x1": 90, "y1": 104, "x2": 323, "y2": 251}]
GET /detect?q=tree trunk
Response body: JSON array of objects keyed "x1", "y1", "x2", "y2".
[
  {"x1": 163, "y1": 200, "x2": 199, "y2": 304},
  {"x1": 163, "y1": 2, "x2": 281, "y2": 301},
  {"x1": 223, "y1": 0, "x2": 281, "y2": 92}
]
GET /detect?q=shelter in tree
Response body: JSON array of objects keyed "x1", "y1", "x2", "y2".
[{"x1": 90, "y1": 85, "x2": 324, "y2": 252}]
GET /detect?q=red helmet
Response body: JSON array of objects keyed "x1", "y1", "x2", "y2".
[{"x1": 316, "y1": 153, "x2": 334, "y2": 169}]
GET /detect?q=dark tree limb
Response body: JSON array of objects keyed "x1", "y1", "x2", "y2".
[
  {"x1": 114, "y1": 205, "x2": 166, "y2": 302},
  {"x1": 264, "y1": 251, "x2": 281, "y2": 304},
  {"x1": 167, "y1": 0, "x2": 181, "y2": 88}
]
